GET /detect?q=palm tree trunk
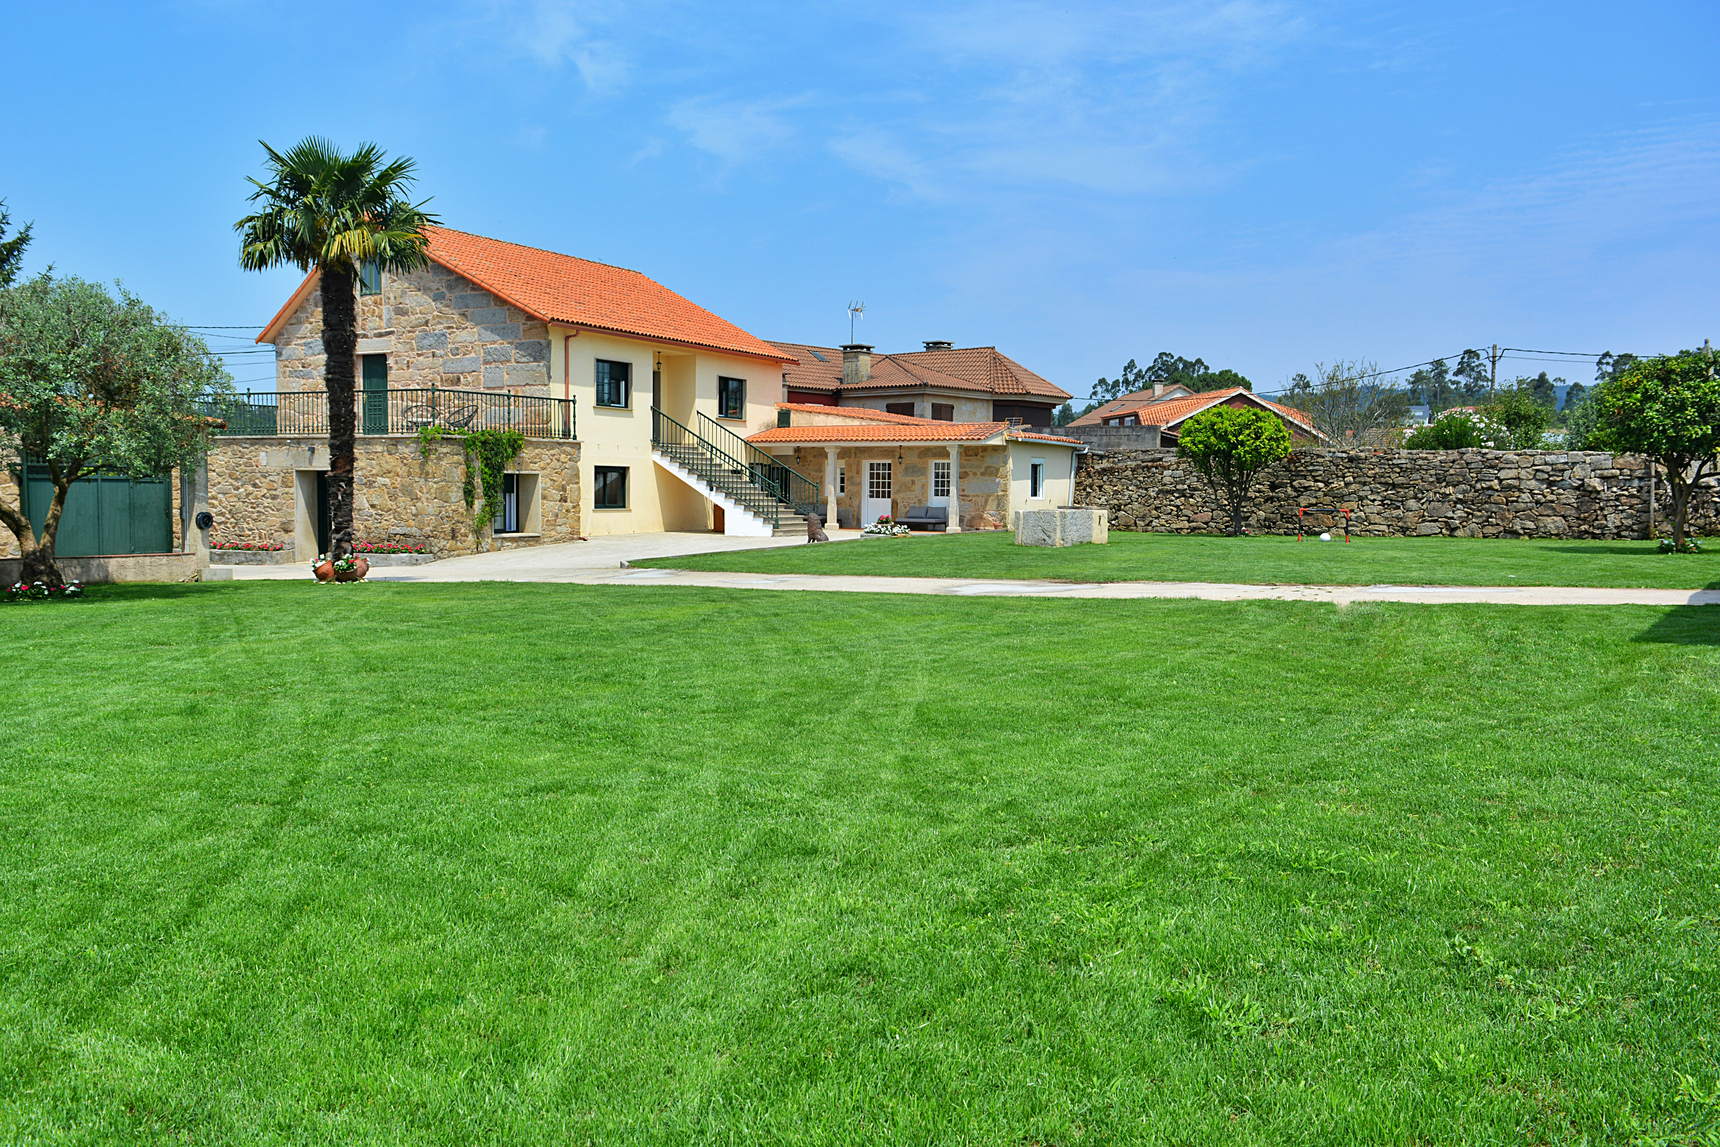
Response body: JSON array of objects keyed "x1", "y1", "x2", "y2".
[{"x1": 322, "y1": 264, "x2": 358, "y2": 560}]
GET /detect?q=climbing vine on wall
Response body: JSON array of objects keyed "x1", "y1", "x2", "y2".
[{"x1": 416, "y1": 426, "x2": 525, "y2": 540}]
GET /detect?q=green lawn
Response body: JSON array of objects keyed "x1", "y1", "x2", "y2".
[
  {"x1": 3, "y1": 582, "x2": 1719, "y2": 1144},
  {"x1": 634, "y1": 530, "x2": 1720, "y2": 589}
]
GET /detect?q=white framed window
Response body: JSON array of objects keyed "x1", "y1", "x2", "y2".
[
  {"x1": 837, "y1": 466, "x2": 846, "y2": 495},
  {"x1": 867, "y1": 461, "x2": 891, "y2": 499},
  {"x1": 933, "y1": 460, "x2": 951, "y2": 499},
  {"x1": 1029, "y1": 458, "x2": 1046, "y2": 499}
]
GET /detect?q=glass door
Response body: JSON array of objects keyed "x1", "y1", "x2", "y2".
[{"x1": 863, "y1": 461, "x2": 893, "y2": 524}]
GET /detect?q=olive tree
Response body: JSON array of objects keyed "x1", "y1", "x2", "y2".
[
  {"x1": 0, "y1": 275, "x2": 230, "y2": 583},
  {"x1": 1177, "y1": 405, "x2": 1293, "y2": 536},
  {"x1": 1591, "y1": 349, "x2": 1720, "y2": 550}
]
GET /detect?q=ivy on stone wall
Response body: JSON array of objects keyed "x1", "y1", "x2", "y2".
[{"x1": 416, "y1": 425, "x2": 525, "y2": 540}]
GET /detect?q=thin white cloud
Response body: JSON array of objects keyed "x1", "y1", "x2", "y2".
[{"x1": 667, "y1": 95, "x2": 804, "y2": 164}]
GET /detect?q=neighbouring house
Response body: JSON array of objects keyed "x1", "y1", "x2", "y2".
[
  {"x1": 211, "y1": 225, "x2": 810, "y2": 556},
  {"x1": 768, "y1": 341, "x2": 1073, "y2": 428},
  {"x1": 1063, "y1": 386, "x2": 1323, "y2": 449},
  {"x1": 748, "y1": 404, "x2": 1085, "y2": 530}
]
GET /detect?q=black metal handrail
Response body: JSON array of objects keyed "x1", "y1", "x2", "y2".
[
  {"x1": 652, "y1": 407, "x2": 799, "y2": 529},
  {"x1": 199, "y1": 386, "x2": 576, "y2": 440},
  {"x1": 695, "y1": 411, "x2": 821, "y2": 513}
]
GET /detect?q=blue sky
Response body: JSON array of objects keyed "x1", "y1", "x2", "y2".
[{"x1": 3, "y1": 1, "x2": 1716, "y2": 400}]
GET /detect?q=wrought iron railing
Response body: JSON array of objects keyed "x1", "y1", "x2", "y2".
[
  {"x1": 200, "y1": 387, "x2": 575, "y2": 440},
  {"x1": 695, "y1": 411, "x2": 821, "y2": 514},
  {"x1": 652, "y1": 407, "x2": 814, "y2": 529}
]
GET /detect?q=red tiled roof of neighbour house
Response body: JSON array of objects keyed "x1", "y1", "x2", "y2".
[
  {"x1": 1069, "y1": 387, "x2": 1323, "y2": 438},
  {"x1": 770, "y1": 342, "x2": 845, "y2": 392},
  {"x1": 1066, "y1": 386, "x2": 1198, "y2": 426},
  {"x1": 774, "y1": 402, "x2": 944, "y2": 426},
  {"x1": 259, "y1": 228, "x2": 795, "y2": 364},
  {"x1": 764, "y1": 341, "x2": 1072, "y2": 400}
]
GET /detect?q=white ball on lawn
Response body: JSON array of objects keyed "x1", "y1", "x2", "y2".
[{"x1": 1319, "y1": 532, "x2": 1333, "y2": 542}]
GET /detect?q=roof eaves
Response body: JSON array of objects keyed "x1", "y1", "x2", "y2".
[{"x1": 257, "y1": 268, "x2": 320, "y2": 344}]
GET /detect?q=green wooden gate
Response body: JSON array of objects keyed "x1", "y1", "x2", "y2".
[{"x1": 20, "y1": 464, "x2": 174, "y2": 555}]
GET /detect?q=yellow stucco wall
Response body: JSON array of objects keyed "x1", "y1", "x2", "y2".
[
  {"x1": 550, "y1": 326, "x2": 786, "y2": 536},
  {"x1": 1007, "y1": 440, "x2": 1079, "y2": 521}
]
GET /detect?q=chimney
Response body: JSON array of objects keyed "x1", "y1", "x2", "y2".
[
  {"x1": 1153, "y1": 381, "x2": 1164, "y2": 398},
  {"x1": 841, "y1": 344, "x2": 873, "y2": 386},
  {"x1": 923, "y1": 340, "x2": 953, "y2": 352}
]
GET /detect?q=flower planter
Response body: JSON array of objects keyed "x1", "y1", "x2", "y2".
[
  {"x1": 313, "y1": 559, "x2": 335, "y2": 582},
  {"x1": 334, "y1": 557, "x2": 370, "y2": 582}
]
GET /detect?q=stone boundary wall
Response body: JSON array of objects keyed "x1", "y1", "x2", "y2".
[
  {"x1": 206, "y1": 436, "x2": 581, "y2": 559},
  {"x1": 1075, "y1": 448, "x2": 1720, "y2": 538}
]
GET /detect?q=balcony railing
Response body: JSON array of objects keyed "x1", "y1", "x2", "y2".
[{"x1": 201, "y1": 387, "x2": 576, "y2": 440}]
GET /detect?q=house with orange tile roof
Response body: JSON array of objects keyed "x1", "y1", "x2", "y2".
[
  {"x1": 744, "y1": 403, "x2": 1086, "y2": 530},
  {"x1": 242, "y1": 225, "x2": 827, "y2": 547},
  {"x1": 768, "y1": 341, "x2": 1073, "y2": 428},
  {"x1": 1066, "y1": 386, "x2": 1324, "y2": 447}
]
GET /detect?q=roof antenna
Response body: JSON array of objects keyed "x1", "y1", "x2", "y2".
[{"x1": 847, "y1": 300, "x2": 865, "y2": 344}]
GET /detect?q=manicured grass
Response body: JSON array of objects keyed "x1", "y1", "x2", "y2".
[
  {"x1": 634, "y1": 530, "x2": 1720, "y2": 589},
  {"x1": 3, "y1": 582, "x2": 1719, "y2": 1144}
]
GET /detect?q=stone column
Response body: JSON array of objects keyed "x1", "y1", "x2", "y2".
[
  {"x1": 824, "y1": 446, "x2": 840, "y2": 531},
  {"x1": 946, "y1": 443, "x2": 963, "y2": 533}
]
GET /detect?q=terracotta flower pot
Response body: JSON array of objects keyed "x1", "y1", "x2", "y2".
[
  {"x1": 313, "y1": 559, "x2": 335, "y2": 582},
  {"x1": 334, "y1": 557, "x2": 370, "y2": 582}
]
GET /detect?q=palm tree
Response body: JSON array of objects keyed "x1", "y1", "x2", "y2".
[{"x1": 235, "y1": 138, "x2": 437, "y2": 560}]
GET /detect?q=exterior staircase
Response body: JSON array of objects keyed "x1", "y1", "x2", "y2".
[{"x1": 651, "y1": 408, "x2": 819, "y2": 537}]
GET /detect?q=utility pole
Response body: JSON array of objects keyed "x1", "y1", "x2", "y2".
[{"x1": 1487, "y1": 343, "x2": 1502, "y2": 397}]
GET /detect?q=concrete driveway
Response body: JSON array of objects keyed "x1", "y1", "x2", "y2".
[{"x1": 220, "y1": 530, "x2": 861, "y2": 582}]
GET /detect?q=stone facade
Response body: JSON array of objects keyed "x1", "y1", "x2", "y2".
[
  {"x1": 271, "y1": 264, "x2": 552, "y2": 398},
  {"x1": 1076, "y1": 448, "x2": 1720, "y2": 538},
  {"x1": 206, "y1": 436, "x2": 581, "y2": 559},
  {"x1": 811, "y1": 444, "x2": 1012, "y2": 529}
]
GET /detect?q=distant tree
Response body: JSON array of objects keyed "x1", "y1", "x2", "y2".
[
  {"x1": 1281, "y1": 360, "x2": 1407, "y2": 443},
  {"x1": 1453, "y1": 348, "x2": 1491, "y2": 400},
  {"x1": 235, "y1": 137, "x2": 437, "y2": 561},
  {"x1": 1480, "y1": 387, "x2": 1552, "y2": 449},
  {"x1": 1563, "y1": 383, "x2": 1605, "y2": 450},
  {"x1": 1052, "y1": 402, "x2": 1075, "y2": 427},
  {"x1": 1521, "y1": 371, "x2": 1561, "y2": 410},
  {"x1": 1090, "y1": 352, "x2": 1251, "y2": 405},
  {"x1": 1406, "y1": 358, "x2": 1456, "y2": 408},
  {"x1": 0, "y1": 200, "x2": 32, "y2": 288},
  {"x1": 0, "y1": 276, "x2": 230, "y2": 584},
  {"x1": 1595, "y1": 351, "x2": 1639, "y2": 386},
  {"x1": 1177, "y1": 406, "x2": 1292, "y2": 536},
  {"x1": 1591, "y1": 349, "x2": 1720, "y2": 550},
  {"x1": 1562, "y1": 380, "x2": 1588, "y2": 411}
]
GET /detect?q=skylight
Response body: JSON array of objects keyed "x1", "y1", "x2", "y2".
[{"x1": 808, "y1": 349, "x2": 829, "y2": 362}]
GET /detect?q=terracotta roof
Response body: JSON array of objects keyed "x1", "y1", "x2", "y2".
[
  {"x1": 1069, "y1": 387, "x2": 1321, "y2": 438},
  {"x1": 259, "y1": 227, "x2": 792, "y2": 363},
  {"x1": 749, "y1": 422, "x2": 1009, "y2": 444},
  {"x1": 1009, "y1": 429, "x2": 1087, "y2": 445},
  {"x1": 774, "y1": 402, "x2": 938, "y2": 425},
  {"x1": 766, "y1": 341, "x2": 1070, "y2": 400}
]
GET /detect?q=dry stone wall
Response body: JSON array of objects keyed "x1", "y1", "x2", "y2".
[
  {"x1": 271, "y1": 264, "x2": 552, "y2": 397},
  {"x1": 1076, "y1": 448, "x2": 1720, "y2": 538},
  {"x1": 207, "y1": 436, "x2": 580, "y2": 558}
]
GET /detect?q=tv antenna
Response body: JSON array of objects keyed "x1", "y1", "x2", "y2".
[{"x1": 847, "y1": 300, "x2": 865, "y2": 343}]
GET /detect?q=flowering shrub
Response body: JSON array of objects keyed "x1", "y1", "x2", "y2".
[
  {"x1": 1660, "y1": 537, "x2": 1704, "y2": 554},
  {"x1": 211, "y1": 540, "x2": 285, "y2": 551},
  {"x1": 353, "y1": 540, "x2": 429, "y2": 554},
  {"x1": 1404, "y1": 408, "x2": 1503, "y2": 450},
  {"x1": 4, "y1": 579, "x2": 85, "y2": 603},
  {"x1": 862, "y1": 515, "x2": 911, "y2": 536}
]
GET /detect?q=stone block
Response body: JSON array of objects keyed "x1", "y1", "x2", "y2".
[
  {"x1": 513, "y1": 340, "x2": 549, "y2": 363},
  {"x1": 450, "y1": 292, "x2": 493, "y2": 310},
  {"x1": 467, "y1": 307, "x2": 509, "y2": 325},
  {"x1": 442, "y1": 356, "x2": 482, "y2": 374},
  {"x1": 416, "y1": 331, "x2": 449, "y2": 351},
  {"x1": 477, "y1": 323, "x2": 522, "y2": 341},
  {"x1": 483, "y1": 344, "x2": 514, "y2": 363},
  {"x1": 484, "y1": 366, "x2": 505, "y2": 388},
  {"x1": 1015, "y1": 507, "x2": 1109, "y2": 547}
]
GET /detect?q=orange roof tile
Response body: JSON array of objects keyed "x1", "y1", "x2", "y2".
[
  {"x1": 749, "y1": 422, "x2": 1009, "y2": 444},
  {"x1": 766, "y1": 341, "x2": 1070, "y2": 400},
  {"x1": 423, "y1": 228, "x2": 790, "y2": 362},
  {"x1": 259, "y1": 227, "x2": 791, "y2": 363},
  {"x1": 1008, "y1": 429, "x2": 1087, "y2": 446},
  {"x1": 1069, "y1": 386, "x2": 1322, "y2": 438}
]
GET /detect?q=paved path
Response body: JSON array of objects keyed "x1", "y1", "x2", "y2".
[
  {"x1": 219, "y1": 536, "x2": 1720, "y2": 606},
  {"x1": 578, "y1": 568, "x2": 1720, "y2": 607}
]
